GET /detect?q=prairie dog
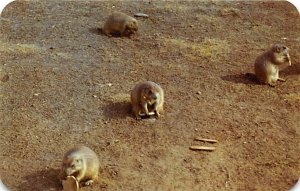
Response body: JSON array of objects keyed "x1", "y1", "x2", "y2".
[
  {"x1": 254, "y1": 44, "x2": 291, "y2": 86},
  {"x1": 131, "y1": 81, "x2": 164, "y2": 119},
  {"x1": 102, "y1": 12, "x2": 138, "y2": 37},
  {"x1": 60, "y1": 146, "x2": 100, "y2": 186}
]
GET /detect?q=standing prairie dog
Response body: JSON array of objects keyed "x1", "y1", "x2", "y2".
[
  {"x1": 131, "y1": 81, "x2": 164, "y2": 119},
  {"x1": 60, "y1": 146, "x2": 100, "y2": 187},
  {"x1": 102, "y1": 12, "x2": 138, "y2": 37},
  {"x1": 254, "y1": 44, "x2": 291, "y2": 86}
]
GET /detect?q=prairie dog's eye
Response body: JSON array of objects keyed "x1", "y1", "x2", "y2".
[
  {"x1": 71, "y1": 164, "x2": 75, "y2": 168},
  {"x1": 145, "y1": 88, "x2": 151, "y2": 95}
]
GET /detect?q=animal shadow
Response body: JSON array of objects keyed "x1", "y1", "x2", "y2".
[
  {"x1": 18, "y1": 168, "x2": 62, "y2": 191},
  {"x1": 281, "y1": 63, "x2": 300, "y2": 76},
  {"x1": 89, "y1": 27, "x2": 102, "y2": 35},
  {"x1": 89, "y1": 27, "x2": 123, "y2": 37},
  {"x1": 221, "y1": 73, "x2": 259, "y2": 85},
  {"x1": 102, "y1": 101, "x2": 132, "y2": 120}
]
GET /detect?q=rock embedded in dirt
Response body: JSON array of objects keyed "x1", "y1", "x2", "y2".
[{"x1": 134, "y1": 13, "x2": 149, "y2": 18}]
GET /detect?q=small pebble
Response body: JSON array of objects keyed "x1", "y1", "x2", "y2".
[{"x1": 1, "y1": 74, "x2": 9, "y2": 82}]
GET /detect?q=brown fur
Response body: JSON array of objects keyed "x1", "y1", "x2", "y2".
[
  {"x1": 131, "y1": 81, "x2": 164, "y2": 119},
  {"x1": 102, "y1": 12, "x2": 138, "y2": 37},
  {"x1": 60, "y1": 146, "x2": 100, "y2": 187},
  {"x1": 254, "y1": 44, "x2": 291, "y2": 86}
]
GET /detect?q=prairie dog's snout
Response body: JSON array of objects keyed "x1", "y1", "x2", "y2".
[
  {"x1": 64, "y1": 157, "x2": 82, "y2": 176},
  {"x1": 145, "y1": 89, "x2": 159, "y2": 104},
  {"x1": 273, "y1": 44, "x2": 291, "y2": 65},
  {"x1": 151, "y1": 93, "x2": 158, "y2": 100}
]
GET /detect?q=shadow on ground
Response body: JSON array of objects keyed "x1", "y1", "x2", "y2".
[
  {"x1": 281, "y1": 62, "x2": 300, "y2": 76},
  {"x1": 89, "y1": 27, "x2": 102, "y2": 35},
  {"x1": 102, "y1": 101, "x2": 132, "y2": 120},
  {"x1": 18, "y1": 168, "x2": 61, "y2": 191},
  {"x1": 221, "y1": 73, "x2": 259, "y2": 85}
]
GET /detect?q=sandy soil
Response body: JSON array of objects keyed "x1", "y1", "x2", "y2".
[{"x1": 0, "y1": 1, "x2": 299, "y2": 191}]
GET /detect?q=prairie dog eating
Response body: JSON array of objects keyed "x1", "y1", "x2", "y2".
[
  {"x1": 131, "y1": 81, "x2": 164, "y2": 119},
  {"x1": 102, "y1": 12, "x2": 138, "y2": 37},
  {"x1": 60, "y1": 146, "x2": 100, "y2": 186},
  {"x1": 254, "y1": 44, "x2": 291, "y2": 86}
]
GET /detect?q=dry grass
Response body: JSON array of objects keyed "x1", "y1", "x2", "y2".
[
  {"x1": 219, "y1": 7, "x2": 240, "y2": 17},
  {"x1": 162, "y1": 3, "x2": 190, "y2": 12},
  {"x1": 197, "y1": 15, "x2": 221, "y2": 24},
  {"x1": 55, "y1": 52, "x2": 73, "y2": 60},
  {"x1": 111, "y1": 93, "x2": 130, "y2": 102},
  {"x1": 0, "y1": 41, "x2": 43, "y2": 55},
  {"x1": 162, "y1": 37, "x2": 230, "y2": 61},
  {"x1": 0, "y1": 41, "x2": 73, "y2": 60}
]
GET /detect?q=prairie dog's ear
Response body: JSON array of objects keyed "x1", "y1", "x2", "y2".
[{"x1": 143, "y1": 87, "x2": 150, "y2": 94}]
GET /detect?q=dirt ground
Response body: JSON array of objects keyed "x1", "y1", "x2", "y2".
[{"x1": 0, "y1": 1, "x2": 299, "y2": 191}]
